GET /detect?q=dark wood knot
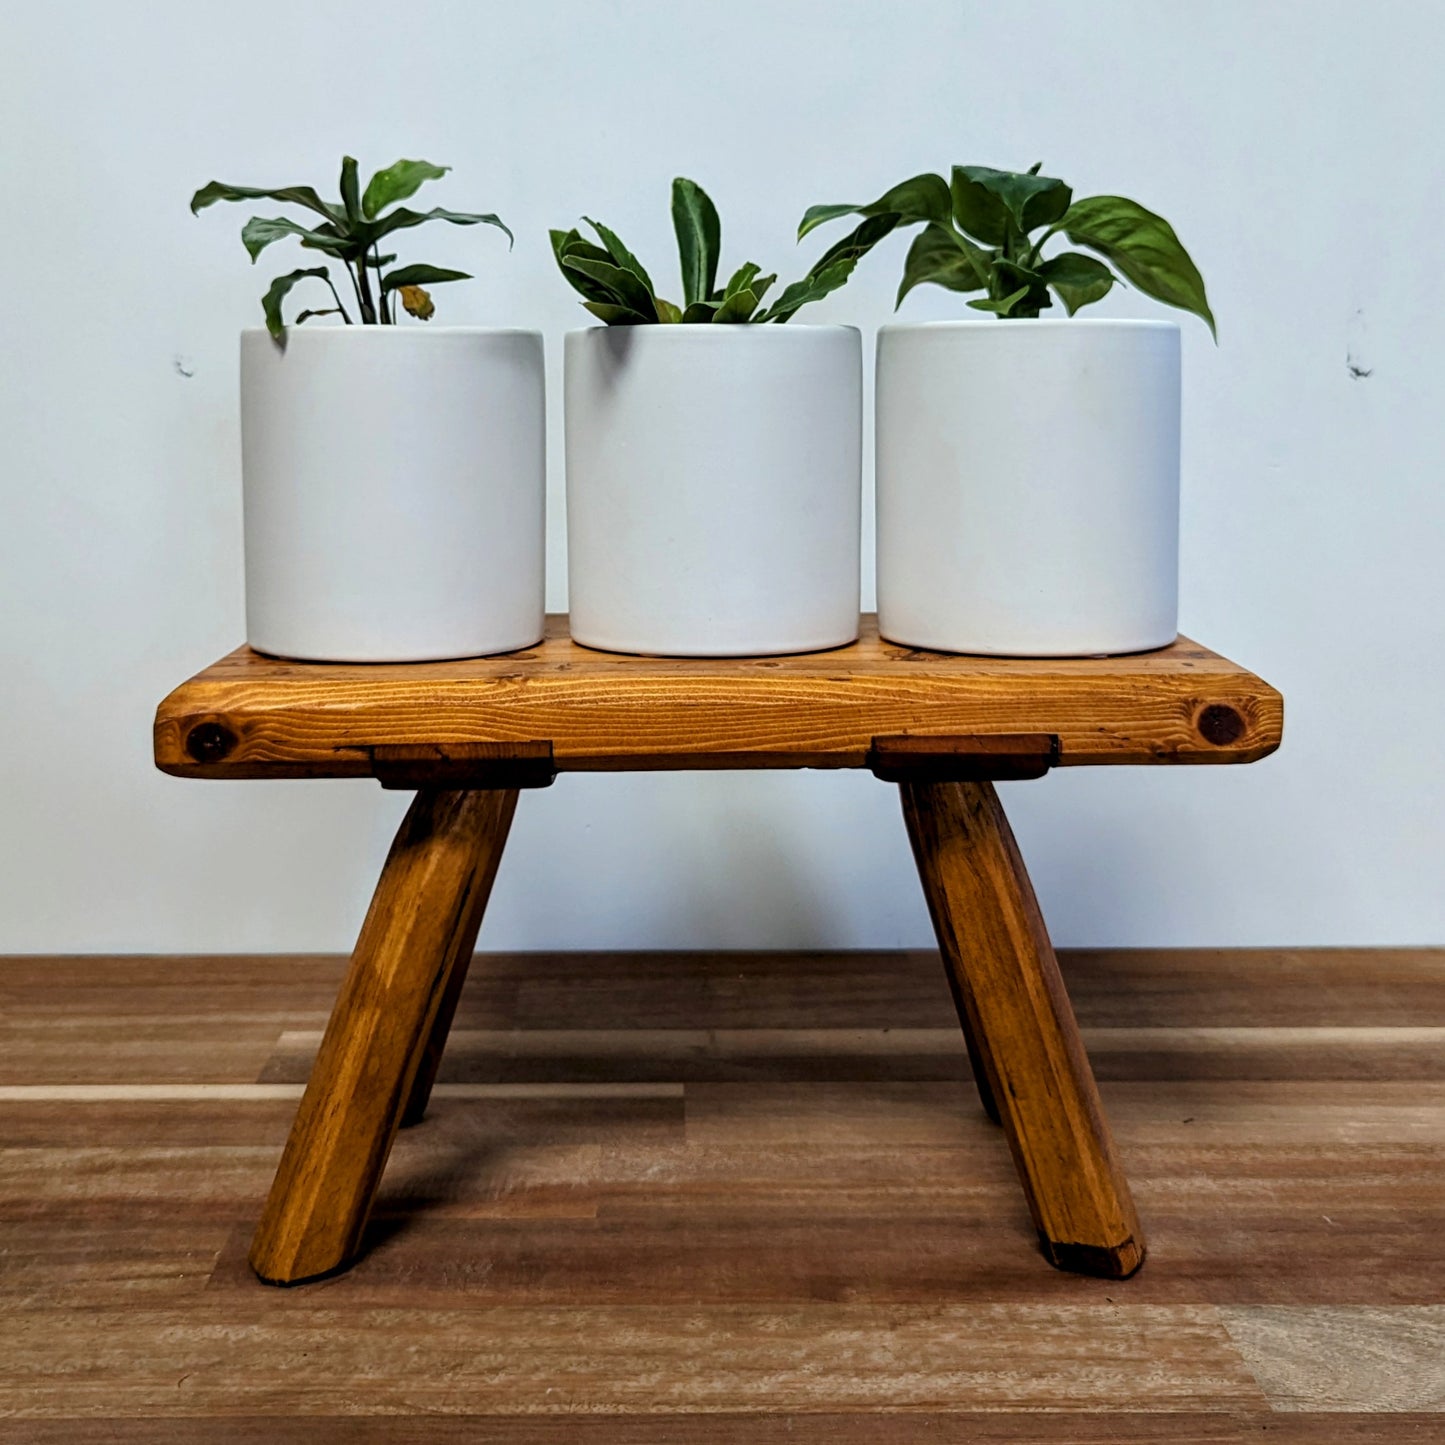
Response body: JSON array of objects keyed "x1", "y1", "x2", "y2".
[
  {"x1": 185, "y1": 722, "x2": 237, "y2": 763},
  {"x1": 1197, "y1": 704, "x2": 1246, "y2": 747}
]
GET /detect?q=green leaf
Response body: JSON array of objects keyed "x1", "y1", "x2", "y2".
[
  {"x1": 582, "y1": 300, "x2": 651, "y2": 325},
  {"x1": 379, "y1": 264, "x2": 472, "y2": 291},
  {"x1": 1038, "y1": 251, "x2": 1115, "y2": 315},
  {"x1": 680, "y1": 300, "x2": 720, "y2": 323},
  {"x1": 371, "y1": 206, "x2": 514, "y2": 247},
  {"x1": 797, "y1": 173, "x2": 950, "y2": 239},
  {"x1": 551, "y1": 229, "x2": 618, "y2": 303},
  {"x1": 261, "y1": 266, "x2": 331, "y2": 342},
  {"x1": 722, "y1": 261, "x2": 762, "y2": 298},
  {"x1": 758, "y1": 256, "x2": 857, "y2": 323},
  {"x1": 895, "y1": 224, "x2": 992, "y2": 306},
  {"x1": 993, "y1": 259, "x2": 1053, "y2": 316},
  {"x1": 293, "y1": 308, "x2": 345, "y2": 324},
  {"x1": 241, "y1": 215, "x2": 353, "y2": 262},
  {"x1": 362, "y1": 159, "x2": 448, "y2": 219},
  {"x1": 869, "y1": 172, "x2": 954, "y2": 226},
  {"x1": 295, "y1": 220, "x2": 355, "y2": 250},
  {"x1": 551, "y1": 228, "x2": 613, "y2": 268},
  {"x1": 950, "y1": 169, "x2": 1009, "y2": 245},
  {"x1": 713, "y1": 288, "x2": 760, "y2": 323},
  {"x1": 582, "y1": 217, "x2": 656, "y2": 297},
  {"x1": 654, "y1": 298, "x2": 684, "y2": 323},
  {"x1": 796, "y1": 204, "x2": 859, "y2": 239},
  {"x1": 364, "y1": 253, "x2": 398, "y2": 268},
  {"x1": 190, "y1": 182, "x2": 340, "y2": 222},
  {"x1": 1063, "y1": 195, "x2": 1214, "y2": 335},
  {"x1": 563, "y1": 255, "x2": 658, "y2": 320},
  {"x1": 672, "y1": 177, "x2": 721, "y2": 310},
  {"x1": 339, "y1": 156, "x2": 363, "y2": 225},
  {"x1": 807, "y1": 212, "x2": 900, "y2": 276},
  {"x1": 952, "y1": 165, "x2": 1072, "y2": 241},
  {"x1": 967, "y1": 285, "x2": 1033, "y2": 316}
]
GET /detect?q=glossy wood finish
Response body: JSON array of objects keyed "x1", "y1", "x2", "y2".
[
  {"x1": 152, "y1": 616, "x2": 1283, "y2": 778},
  {"x1": 2, "y1": 947, "x2": 1442, "y2": 1435},
  {"x1": 248, "y1": 788, "x2": 517, "y2": 1285},
  {"x1": 152, "y1": 623, "x2": 1282, "y2": 1292},
  {"x1": 903, "y1": 779, "x2": 1143, "y2": 1276},
  {"x1": 399, "y1": 915, "x2": 481, "y2": 1130}
]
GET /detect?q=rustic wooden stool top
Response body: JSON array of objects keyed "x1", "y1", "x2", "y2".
[{"x1": 154, "y1": 616, "x2": 1283, "y2": 1287}]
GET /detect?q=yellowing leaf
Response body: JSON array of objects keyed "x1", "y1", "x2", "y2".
[{"x1": 398, "y1": 284, "x2": 435, "y2": 320}]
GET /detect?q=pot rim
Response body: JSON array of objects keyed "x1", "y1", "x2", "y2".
[
  {"x1": 241, "y1": 325, "x2": 541, "y2": 339},
  {"x1": 566, "y1": 322, "x2": 860, "y2": 339},
  {"x1": 879, "y1": 317, "x2": 1179, "y2": 334}
]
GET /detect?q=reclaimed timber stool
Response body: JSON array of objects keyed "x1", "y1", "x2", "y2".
[{"x1": 154, "y1": 617, "x2": 1282, "y2": 1286}]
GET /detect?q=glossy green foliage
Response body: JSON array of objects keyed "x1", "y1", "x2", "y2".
[
  {"x1": 191, "y1": 158, "x2": 512, "y2": 341},
  {"x1": 801, "y1": 163, "x2": 1214, "y2": 334},
  {"x1": 552, "y1": 177, "x2": 888, "y2": 325}
]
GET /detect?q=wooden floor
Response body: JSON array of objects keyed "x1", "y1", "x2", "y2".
[{"x1": 2, "y1": 948, "x2": 1443, "y2": 1440}]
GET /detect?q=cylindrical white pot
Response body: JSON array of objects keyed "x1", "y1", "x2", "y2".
[
  {"x1": 876, "y1": 319, "x2": 1181, "y2": 656},
  {"x1": 241, "y1": 327, "x2": 545, "y2": 662},
  {"x1": 565, "y1": 325, "x2": 862, "y2": 656}
]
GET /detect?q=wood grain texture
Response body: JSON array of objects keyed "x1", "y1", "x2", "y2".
[
  {"x1": 398, "y1": 898, "x2": 484, "y2": 1129},
  {"x1": 252, "y1": 1024, "x2": 1445, "y2": 1086},
  {"x1": 1220, "y1": 1307, "x2": 1445, "y2": 1411},
  {"x1": 8, "y1": 1416, "x2": 1445, "y2": 1444},
  {"x1": 0, "y1": 1304, "x2": 1265, "y2": 1415},
  {"x1": 247, "y1": 788, "x2": 516, "y2": 1285},
  {"x1": 3, "y1": 947, "x2": 1443, "y2": 1431},
  {"x1": 902, "y1": 779, "x2": 1144, "y2": 1278},
  {"x1": 151, "y1": 616, "x2": 1283, "y2": 777}
]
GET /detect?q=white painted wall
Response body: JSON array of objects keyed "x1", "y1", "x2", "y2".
[{"x1": 2, "y1": 0, "x2": 1441, "y2": 954}]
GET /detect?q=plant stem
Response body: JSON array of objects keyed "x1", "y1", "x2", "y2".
[
  {"x1": 323, "y1": 273, "x2": 353, "y2": 324},
  {"x1": 956, "y1": 231, "x2": 992, "y2": 292},
  {"x1": 373, "y1": 244, "x2": 391, "y2": 323},
  {"x1": 1024, "y1": 223, "x2": 1062, "y2": 270},
  {"x1": 343, "y1": 259, "x2": 366, "y2": 319},
  {"x1": 354, "y1": 249, "x2": 378, "y2": 324}
]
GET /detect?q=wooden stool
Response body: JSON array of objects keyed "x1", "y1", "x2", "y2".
[{"x1": 154, "y1": 617, "x2": 1282, "y2": 1286}]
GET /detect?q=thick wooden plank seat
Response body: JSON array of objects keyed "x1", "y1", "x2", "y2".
[
  {"x1": 152, "y1": 616, "x2": 1282, "y2": 1288},
  {"x1": 154, "y1": 615, "x2": 1281, "y2": 778}
]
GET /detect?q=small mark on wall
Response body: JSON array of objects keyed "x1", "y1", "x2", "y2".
[
  {"x1": 1345, "y1": 307, "x2": 1373, "y2": 379},
  {"x1": 173, "y1": 355, "x2": 195, "y2": 378}
]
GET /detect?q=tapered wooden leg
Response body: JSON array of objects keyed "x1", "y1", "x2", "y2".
[
  {"x1": 938, "y1": 951, "x2": 1003, "y2": 1126},
  {"x1": 399, "y1": 922, "x2": 476, "y2": 1128},
  {"x1": 249, "y1": 787, "x2": 518, "y2": 1285},
  {"x1": 900, "y1": 779, "x2": 1145, "y2": 1279}
]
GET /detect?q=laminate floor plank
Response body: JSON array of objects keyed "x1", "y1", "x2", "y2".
[
  {"x1": 1, "y1": 948, "x2": 1442, "y2": 1427},
  {"x1": 0, "y1": 1023, "x2": 291, "y2": 1086},
  {"x1": 259, "y1": 1022, "x2": 1445, "y2": 1086},
  {"x1": 1220, "y1": 1307, "x2": 1445, "y2": 1411},
  {"x1": 0, "y1": 1303, "x2": 1266, "y2": 1415},
  {"x1": 9, "y1": 1416, "x2": 1445, "y2": 1444},
  {"x1": 8, "y1": 1414, "x2": 1445, "y2": 1444}
]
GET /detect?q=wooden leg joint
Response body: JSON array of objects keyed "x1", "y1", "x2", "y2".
[
  {"x1": 868, "y1": 733, "x2": 1059, "y2": 784},
  {"x1": 370, "y1": 741, "x2": 556, "y2": 791}
]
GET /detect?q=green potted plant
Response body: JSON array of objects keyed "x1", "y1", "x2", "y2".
[
  {"x1": 192, "y1": 157, "x2": 543, "y2": 662},
  {"x1": 553, "y1": 178, "x2": 879, "y2": 656},
  {"x1": 803, "y1": 164, "x2": 1214, "y2": 656}
]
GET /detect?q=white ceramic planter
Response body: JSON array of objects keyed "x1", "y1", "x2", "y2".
[
  {"x1": 564, "y1": 325, "x2": 862, "y2": 656},
  {"x1": 241, "y1": 327, "x2": 545, "y2": 662},
  {"x1": 876, "y1": 319, "x2": 1181, "y2": 656}
]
